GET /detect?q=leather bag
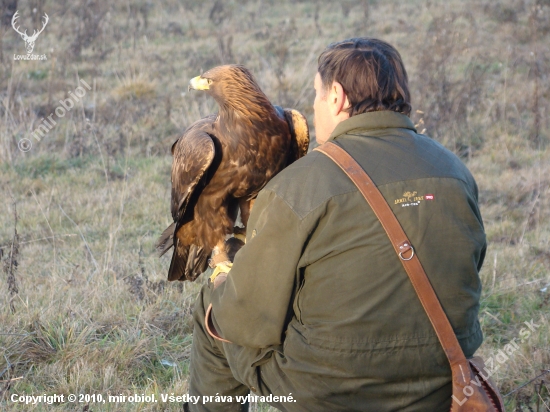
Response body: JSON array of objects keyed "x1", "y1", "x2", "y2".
[{"x1": 315, "y1": 142, "x2": 504, "y2": 412}]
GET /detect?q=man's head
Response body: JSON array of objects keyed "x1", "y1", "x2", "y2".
[{"x1": 313, "y1": 38, "x2": 411, "y2": 144}]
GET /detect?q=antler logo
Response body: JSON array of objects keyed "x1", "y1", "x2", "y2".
[
  {"x1": 403, "y1": 191, "x2": 417, "y2": 202},
  {"x1": 12, "y1": 11, "x2": 49, "y2": 54}
]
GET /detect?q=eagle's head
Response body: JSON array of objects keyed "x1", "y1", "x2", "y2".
[{"x1": 188, "y1": 65, "x2": 273, "y2": 120}]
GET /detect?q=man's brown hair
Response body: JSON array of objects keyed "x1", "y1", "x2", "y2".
[{"x1": 318, "y1": 38, "x2": 411, "y2": 117}]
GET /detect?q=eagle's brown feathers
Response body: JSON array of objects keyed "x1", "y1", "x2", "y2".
[{"x1": 158, "y1": 65, "x2": 309, "y2": 281}]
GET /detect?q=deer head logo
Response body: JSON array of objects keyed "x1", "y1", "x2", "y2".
[{"x1": 12, "y1": 11, "x2": 49, "y2": 54}]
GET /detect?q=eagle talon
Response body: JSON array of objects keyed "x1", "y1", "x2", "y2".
[{"x1": 209, "y1": 262, "x2": 232, "y2": 283}]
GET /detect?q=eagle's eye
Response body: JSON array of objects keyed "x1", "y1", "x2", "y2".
[{"x1": 207, "y1": 79, "x2": 213, "y2": 85}]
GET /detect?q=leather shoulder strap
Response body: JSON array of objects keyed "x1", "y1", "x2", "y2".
[{"x1": 314, "y1": 141, "x2": 471, "y2": 385}]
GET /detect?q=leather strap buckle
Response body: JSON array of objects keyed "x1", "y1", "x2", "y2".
[
  {"x1": 398, "y1": 242, "x2": 415, "y2": 261},
  {"x1": 398, "y1": 241, "x2": 414, "y2": 261}
]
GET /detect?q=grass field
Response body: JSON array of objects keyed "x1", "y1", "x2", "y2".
[{"x1": 1, "y1": 0, "x2": 549, "y2": 410}]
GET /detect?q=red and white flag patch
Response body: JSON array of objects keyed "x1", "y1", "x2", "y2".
[{"x1": 424, "y1": 194, "x2": 434, "y2": 200}]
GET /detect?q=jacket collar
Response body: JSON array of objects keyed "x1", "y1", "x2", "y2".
[{"x1": 327, "y1": 111, "x2": 416, "y2": 141}]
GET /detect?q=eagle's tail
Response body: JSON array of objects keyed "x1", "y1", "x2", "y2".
[
  {"x1": 159, "y1": 223, "x2": 211, "y2": 281},
  {"x1": 167, "y1": 242, "x2": 210, "y2": 282},
  {"x1": 157, "y1": 223, "x2": 175, "y2": 257}
]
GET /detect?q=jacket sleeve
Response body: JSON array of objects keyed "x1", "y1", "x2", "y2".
[{"x1": 210, "y1": 188, "x2": 310, "y2": 348}]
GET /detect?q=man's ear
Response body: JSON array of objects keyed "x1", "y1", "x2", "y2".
[{"x1": 328, "y1": 81, "x2": 351, "y2": 117}]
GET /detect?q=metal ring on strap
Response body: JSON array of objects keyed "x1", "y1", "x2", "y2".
[{"x1": 399, "y1": 246, "x2": 415, "y2": 261}]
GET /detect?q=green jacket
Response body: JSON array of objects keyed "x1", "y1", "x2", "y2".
[{"x1": 211, "y1": 111, "x2": 486, "y2": 411}]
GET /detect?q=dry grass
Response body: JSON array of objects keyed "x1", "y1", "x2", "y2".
[{"x1": 0, "y1": 0, "x2": 549, "y2": 410}]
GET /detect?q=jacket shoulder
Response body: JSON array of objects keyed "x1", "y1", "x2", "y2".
[{"x1": 263, "y1": 150, "x2": 357, "y2": 219}]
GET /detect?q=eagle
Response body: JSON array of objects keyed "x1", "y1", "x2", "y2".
[{"x1": 157, "y1": 65, "x2": 309, "y2": 282}]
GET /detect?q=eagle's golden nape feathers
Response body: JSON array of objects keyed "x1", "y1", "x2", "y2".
[
  {"x1": 191, "y1": 65, "x2": 274, "y2": 124},
  {"x1": 159, "y1": 64, "x2": 310, "y2": 282}
]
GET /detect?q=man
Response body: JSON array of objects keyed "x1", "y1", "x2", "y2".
[{"x1": 187, "y1": 38, "x2": 485, "y2": 412}]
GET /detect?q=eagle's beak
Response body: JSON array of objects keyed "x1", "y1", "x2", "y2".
[{"x1": 189, "y1": 76, "x2": 210, "y2": 91}]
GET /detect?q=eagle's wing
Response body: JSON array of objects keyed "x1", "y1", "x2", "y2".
[
  {"x1": 170, "y1": 131, "x2": 215, "y2": 222},
  {"x1": 156, "y1": 122, "x2": 215, "y2": 257}
]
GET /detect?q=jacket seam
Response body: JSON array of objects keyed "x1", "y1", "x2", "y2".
[
  {"x1": 266, "y1": 174, "x2": 475, "y2": 222},
  {"x1": 298, "y1": 327, "x2": 482, "y2": 355},
  {"x1": 264, "y1": 188, "x2": 360, "y2": 222},
  {"x1": 376, "y1": 175, "x2": 474, "y2": 191},
  {"x1": 302, "y1": 323, "x2": 481, "y2": 346}
]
